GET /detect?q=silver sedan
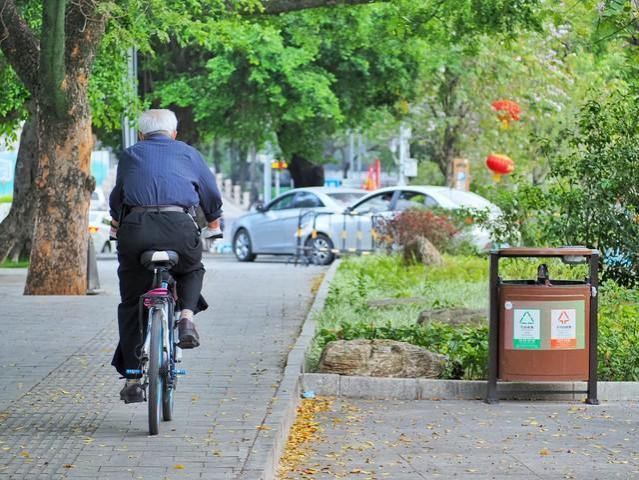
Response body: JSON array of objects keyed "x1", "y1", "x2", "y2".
[{"x1": 230, "y1": 187, "x2": 367, "y2": 264}]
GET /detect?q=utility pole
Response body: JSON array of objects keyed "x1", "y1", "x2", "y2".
[
  {"x1": 357, "y1": 133, "x2": 364, "y2": 186},
  {"x1": 347, "y1": 131, "x2": 354, "y2": 180},
  {"x1": 258, "y1": 152, "x2": 273, "y2": 204},
  {"x1": 122, "y1": 47, "x2": 138, "y2": 149},
  {"x1": 398, "y1": 124, "x2": 411, "y2": 186}
]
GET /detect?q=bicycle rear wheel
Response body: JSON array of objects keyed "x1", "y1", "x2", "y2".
[{"x1": 148, "y1": 308, "x2": 163, "y2": 435}]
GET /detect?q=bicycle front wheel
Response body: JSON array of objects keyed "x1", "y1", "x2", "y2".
[{"x1": 148, "y1": 308, "x2": 164, "y2": 435}]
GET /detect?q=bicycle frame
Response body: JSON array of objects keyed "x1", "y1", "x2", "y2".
[{"x1": 127, "y1": 266, "x2": 185, "y2": 395}]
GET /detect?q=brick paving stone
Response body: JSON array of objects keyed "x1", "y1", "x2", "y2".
[
  {"x1": 0, "y1": 255, "x2": 323, "y2": 479},
  {"x1": 280, "y1": 397, "x2": 639, "y2": 480}
]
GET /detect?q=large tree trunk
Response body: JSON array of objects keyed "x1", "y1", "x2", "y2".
[
  {"x1": 24, "y1": 111, "x2": 95, "y2": 295},
  {"x1": 0, "y1": 112, "x2": 39, "y2": 262},
  {"x1": 288, "y1": 153, "x2": 324, "y2": 187},
  {"x1": 21, "y1": 0, "x2": 104, "y2": 295}
]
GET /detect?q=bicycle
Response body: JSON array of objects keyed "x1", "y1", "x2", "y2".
[{"x1": 125, "y1": 249, "x2": 186, "y2": 435}]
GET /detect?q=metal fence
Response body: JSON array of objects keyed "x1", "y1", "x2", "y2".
[{"x1": 288, "y1": 210, "x2": 389, "y2": 265}]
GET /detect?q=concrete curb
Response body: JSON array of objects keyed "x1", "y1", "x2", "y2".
[
  {"x1": 301, "y1": 373, "x2": 639, "y2": 402},
  {"x1": 240, "y1": 260, "x2": 340, "y2": 480}
]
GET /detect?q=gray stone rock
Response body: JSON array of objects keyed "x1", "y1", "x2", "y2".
[
  {"x1": 417, "y1": 308, "x2": 487, "y2": 327},
  {"x1": 403, "y1": 236, "x2": 444, "y2": 266},
  {"x1": 317, "y1": 339, "x2": 447, "y2": 378}
]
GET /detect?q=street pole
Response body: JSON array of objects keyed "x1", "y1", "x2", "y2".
[
  {"x1": 398, "y1": 124, "x2": 411, "y2": 186},
  {"x1": 260, "y1": 153, "x2": 272, "y2": 205},
  {"x1": 122, "y1": 47, "x2": 138, "y2": 149},
  {"x1": 357, "y1": 133, "x2": 363, "y2": 186},
  {"x1": 347, "y1": 131, "x2": 354, "y2": 181}
]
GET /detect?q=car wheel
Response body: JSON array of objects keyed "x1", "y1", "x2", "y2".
[
  {"x1": 306, "y1": 233, "x2": 335, "y2": 266},
  {"x1": 233, "y1": 229, "x2": 256, "y2": 262}
]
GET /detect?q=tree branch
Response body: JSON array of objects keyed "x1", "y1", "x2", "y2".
[
  {"x1": 261, "y1": 0, "x2": 383, "y2": 15},
  {"x1": 0, "y1": 0, "x2": 40, "y2": 92},
  {"x1": 65, "y1": 0, "x2": 108, "y2": 73}
]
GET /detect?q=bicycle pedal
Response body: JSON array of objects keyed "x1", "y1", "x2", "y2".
[
  {"x1": 125, "y1": 369, "x2": 143, "y2": 375},
  {"x1": 175, "y1": 369, "x2": 187, "y2": 375}
]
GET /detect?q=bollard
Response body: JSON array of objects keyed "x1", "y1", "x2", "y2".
[
  {"x1": 242, "y1": 191, "x2": 250, "y2": 209},
  {"x1": 233, "y1": 185, "x2": 242, "y2": 204},
  {"x1": 86, "y1": 236, "x2": 101, "y2": 295}
]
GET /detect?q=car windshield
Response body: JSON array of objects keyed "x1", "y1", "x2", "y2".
[{"x1": 325, "y1": 192, "x2": 366, "y2": 207}]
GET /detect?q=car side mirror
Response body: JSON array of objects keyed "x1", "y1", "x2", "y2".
[{"x1": 256, "y1": 203, "x2": 266, "y2": 213}]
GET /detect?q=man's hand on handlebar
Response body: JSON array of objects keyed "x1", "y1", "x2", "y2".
[
  {"x1": 201, "y1": 218, "x2": 223, "y2": 240},
  {"x1": 110, "y1": 219, "x2": 119, "y2": 240}
]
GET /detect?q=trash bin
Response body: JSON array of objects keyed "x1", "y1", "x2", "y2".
[{"x1": 485, "y1": 247, "x2": 599, "y2": 404}]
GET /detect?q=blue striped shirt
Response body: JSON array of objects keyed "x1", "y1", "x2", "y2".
[{"x1": 109, "y1": 134, "x2": 223, "y2": 222}]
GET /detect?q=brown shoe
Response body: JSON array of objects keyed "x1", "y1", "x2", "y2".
[
  {"x1": 120, "y1": 381, "x2": 145, "y2": 403},
  {"x1": 177, "y1": 317, "x2": 200, "y2": 349}
]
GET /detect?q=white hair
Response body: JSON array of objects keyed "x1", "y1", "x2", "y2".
[{"x1": 138, "y1": 109, "x2": 178, "y2": 135}]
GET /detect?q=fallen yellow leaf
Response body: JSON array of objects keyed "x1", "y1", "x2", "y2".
[
  {"x1": 174, "y1": 464, "x2": 185, "y2": 470},
  {"x1": 539, "y1": 448, "x2": 551, "y2": 456}
]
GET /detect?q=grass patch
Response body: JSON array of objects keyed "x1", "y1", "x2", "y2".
[
  {"x1": 311, "y1": 254, "x2": 639, "y2": 381},
  {"x1": 0, "y1": 259, "x2": 28, "y2": 268}
]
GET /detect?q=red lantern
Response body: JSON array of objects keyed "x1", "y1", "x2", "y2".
[
  {"x1": 491, "y1": 100, "x2": 521, "y2": 128},
  {"x1": 486, "y1": 153, "x2": 514, "y2": 182}
]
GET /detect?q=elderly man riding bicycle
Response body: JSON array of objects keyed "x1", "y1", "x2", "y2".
[{"x1": 109, "y1": 109, "x2": 223, "y2": 403}]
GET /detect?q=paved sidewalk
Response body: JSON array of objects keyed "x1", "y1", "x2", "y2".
[
  {"x1": 0, "y1": 255, "x2": 323, "y2": 479},
  {"x1": 282, "y1": 397, "x2": 639, "y2": 479}
]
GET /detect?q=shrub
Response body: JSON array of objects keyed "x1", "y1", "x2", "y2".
[
  {"x1": 377, "y1": 209, "x2": 458, "y2": 252},
  {"x1": 597, "y1": 281, "x2": 639, "y2": 381}
]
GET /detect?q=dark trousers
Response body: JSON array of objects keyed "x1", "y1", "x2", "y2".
[{"x1": 111, "y1": 211, "x2": 208, "y2": 378}]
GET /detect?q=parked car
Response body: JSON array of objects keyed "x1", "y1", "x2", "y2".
[
  {"x1": 231, "y1": 187, "x2": 367, "y2": 264},
  {"x1": 313, "y1": 186, "x2": 501, "y2": 254},
  {"x1": 89, "y1": 210, "x2": 115, "y2": 253},
  {"x1": 90, "y1": 188, "x2": 107, "y2": 211}
]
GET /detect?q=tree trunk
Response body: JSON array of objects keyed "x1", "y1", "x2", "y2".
[
  {"x1": 24, "y1": 110, "x2": 95, "y2": 295},
  {"x1": 288, "y1": 153, "x2": 324, "y2": 187},
  {"x1": 0, "y1": 112, "x2": 39, "y2": 262}
]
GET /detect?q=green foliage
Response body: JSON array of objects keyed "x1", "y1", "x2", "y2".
[
  {"x1": 0, "y1": 195, "x2": 13, "y2": 203},
  {"x1": 313, "y1": 253, "x2": 639, "y2": 381},
  {"x1": 410, "y1": 1, "x2": 627, "y2": 180},
  {"x1": 598, "y1": 281, "x2": 639, "y2": 381},
  {"x1": 543, "y1": 93, "x2": 639, "y2": 285}
]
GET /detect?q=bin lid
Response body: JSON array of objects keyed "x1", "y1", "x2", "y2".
[{"x1": 493, "y1": 247, "x2": 599, "y2": 258}]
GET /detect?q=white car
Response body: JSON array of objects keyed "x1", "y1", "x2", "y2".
[
  {"x1": 90, "y1": 188, "x2": 107, "y2": 211},
  {"x1": 89, "y1": 210, "x2": 115, "y2": 253},
  {"x1": 230, "y1": 187, "x2": 367, "y2": 264},
  {"x1": 314, "y1": 186, "x2": 501, "y2": 254}
]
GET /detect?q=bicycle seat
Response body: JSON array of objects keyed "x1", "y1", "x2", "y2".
[{"x1": 140, "y1": 250, "x2": 179, "y2": 270}]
